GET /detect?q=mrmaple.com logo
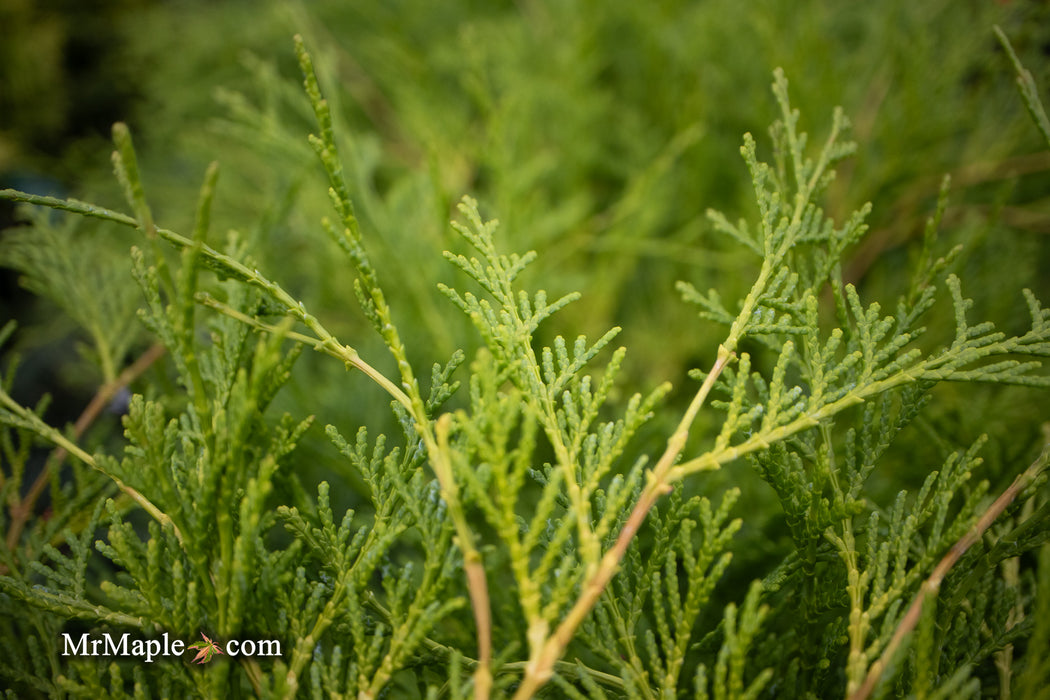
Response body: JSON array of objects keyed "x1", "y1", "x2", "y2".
[{"x1": 62, "y1": 631, "x2": 281, "y2": 664}]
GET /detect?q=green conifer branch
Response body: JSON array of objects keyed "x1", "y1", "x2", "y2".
[
  {"x1": 510, "y1": 344, "x2": 732, "y2": 698},
  {"x1": 850, "y1": 441, "x2": 1050, "y2": 700},
  {"x1": 1, "y1": 340, "x2": 165, "y2": 572},
  {"x1": 0, "y1": 386, "x2": 181, "y2": 543},
  {"x1": 292, "y1": 38, "x2": 496, "y2": 693},
  {"x1": 994, "y1": 25, "x2": 1050, "y2": 149},
  {"x1": 2, "y1": 98, "x2": 501, "y2": 700},
  {"x1": 440, "y1": 196, "x2": 610, "y2": 575}
]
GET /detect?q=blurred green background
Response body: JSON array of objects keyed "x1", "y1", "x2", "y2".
[{"x1": 2, "y1": 0, "x2": 1049, "y2": 562}]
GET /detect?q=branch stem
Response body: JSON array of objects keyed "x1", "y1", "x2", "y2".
[
  {"x1": 512, "y1": 346, "x2": 734, "y2": 699},
  {"x1": 0, "y1": 386, "x2": 182, "y2": 545},
  {"x1": 849, "y1": 441, "x2": 1050, "y2": 700},
  {"x1": 3, "y1": 342, "x2": 168, "y2": 571}
]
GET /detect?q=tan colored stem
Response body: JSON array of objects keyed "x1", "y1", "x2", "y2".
[
  {"x1": 195, "y1": 293, "x2": 414, "y2": 413},
  {"x1": 0, "y1": 386, "x2": 181, "y2": 545},
  {"x1": 430, "y1": 414, "x2": 492, "y2": 698},
  {"x1": 511, "y1": 347, "x2": 734, "y2": 699},
  {"x1": 849, "y1": 442, "x2": 1050, "y2": 700},
  {"x1": 3, "y1": 342, "x2": 167, "y2": 571}
]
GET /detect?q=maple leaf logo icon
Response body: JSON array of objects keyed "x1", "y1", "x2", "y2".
[{"x1": 187, "y1": 632, "x2": 225, "y2": 664}]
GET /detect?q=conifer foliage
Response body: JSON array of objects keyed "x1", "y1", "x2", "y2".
[{"x1": 1, "y1": 25, "x2": 1049, "y2": 700}]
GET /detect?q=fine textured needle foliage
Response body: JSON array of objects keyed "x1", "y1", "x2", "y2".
[{"x1": 1, "y1": 16, "x2": 1049, "y2": 700}]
